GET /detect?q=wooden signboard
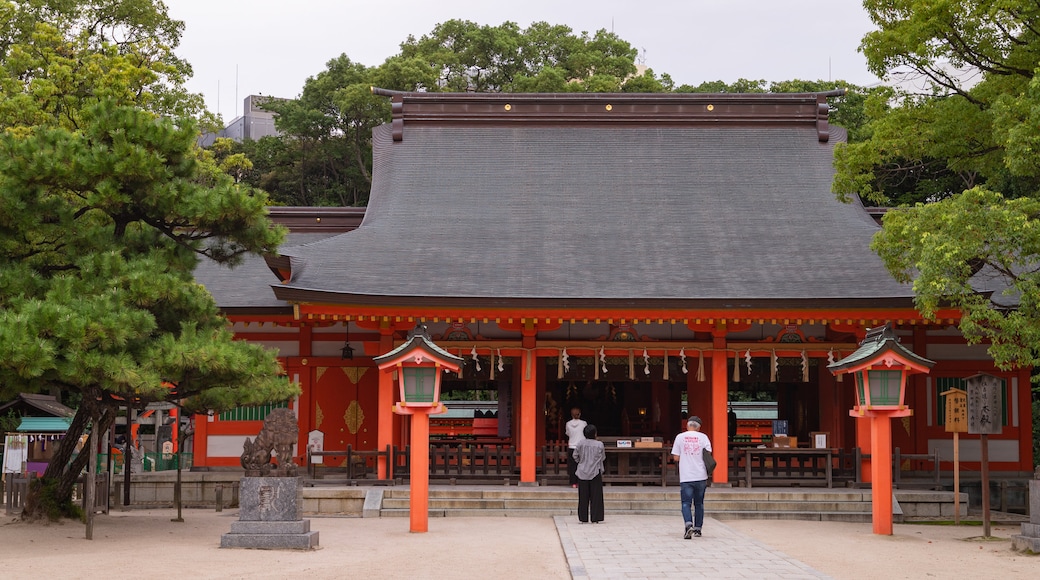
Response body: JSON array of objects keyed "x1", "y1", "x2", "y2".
[
  {"x1": 966, "y1": 375, "x2": 1002, "y2": 435},
  {"x1": 942, "y1": 388, "x2": 967, "y2": 433},
  {"x1": 941, "y1": 387, "x2": 966, "y2": 524}
]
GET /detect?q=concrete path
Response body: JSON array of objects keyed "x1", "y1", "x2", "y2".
[{"x1": 555, "y1": 514, "x2": 832, "y2": 580}]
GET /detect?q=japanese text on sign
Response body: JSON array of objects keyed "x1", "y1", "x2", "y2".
[
  {"x1": 966, "y1": 375, "x2": 1002, "y2": 435},
  {"x1": 942, "y1": 388, "x2": 967, "y2": 433}
]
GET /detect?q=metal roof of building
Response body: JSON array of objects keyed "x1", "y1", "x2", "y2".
[{"x1": 270, "y1": 90, "x2": 915, "y2": 309}]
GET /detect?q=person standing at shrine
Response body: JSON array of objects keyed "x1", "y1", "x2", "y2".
[
  {"x1": 565, "y1": 406, "x2": 587, "y2": 487},
  {"x1": 671, "y1": 415, "x2": 711, "y2": 539},
  {"x1": 573, "y1": 424, "x2": 605, "y2": 523}
]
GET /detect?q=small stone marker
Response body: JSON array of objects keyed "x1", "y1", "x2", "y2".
[{"x1": 1011, "y1": 469, "x2": 1040, "y2": 553}]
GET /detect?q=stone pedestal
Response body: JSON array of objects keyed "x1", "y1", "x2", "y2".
[
  {"x1": 221, "y1": 477, "x2": 319, "y2": 550},
  {"x1": 1011, "y1": 480, "x2": 1040, "y2": 553}
]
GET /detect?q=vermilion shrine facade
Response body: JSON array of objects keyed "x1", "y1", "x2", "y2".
[{"x1": 191, "y1": 90, "x2": 1034, "y2": 483}]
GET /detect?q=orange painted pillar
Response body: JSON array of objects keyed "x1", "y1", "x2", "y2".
[
  {"x1": 856, "y1": 415, "x2": 872, "y2": 483},
  {"x1": 377, "y1": 370, "x2": 394, "y2": 479},
  {"x1": 377, "y1": 327, "x2": 395, "y2": 479},
  {"x1": 869, "y1": 415, "x2": 894, "y2": 535},
  {"x1": 170, "y1": 406, "x2": 179, "y2": 453},
  {"x1": 711, "y1": 336, "x2": 729, "y2": 484},
  {"x1": 408, "y1": 410, "x2": 431, "y2": 533},
  {"x1": 520, "y1": 350, "x2": 537, "y2": 484},
  {"x1": 295, "y1": 326, "x2": 313, "y2": 464},
  {"x1": 294, "y1": 367, "x2": 312, "y2": 466},
  {"x1": 193, "y1": 413, "x2": 209, "y2": 467}
]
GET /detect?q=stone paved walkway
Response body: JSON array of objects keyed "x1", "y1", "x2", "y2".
[{"x1": 555, "y1": 515, "x2": 832, "y2": 580}]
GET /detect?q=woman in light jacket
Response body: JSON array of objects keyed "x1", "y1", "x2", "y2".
[{"x1": 572, "y1": 424, "x2": 606, "y2": 523}]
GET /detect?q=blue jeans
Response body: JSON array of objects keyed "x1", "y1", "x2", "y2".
[{"x1": 680, "y1": 479, "x2": 707, "y2": 528}]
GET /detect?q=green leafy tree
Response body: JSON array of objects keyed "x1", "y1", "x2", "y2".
[
  {"x1": 253, "y1": 20, "x2": 671, "y2": 206},
  {"x1": 0, "y1": 0, "x2": 297, "y2": 521},
  {"x1": 835, "y1": 2, "x2": 1040, "y2": 381}
]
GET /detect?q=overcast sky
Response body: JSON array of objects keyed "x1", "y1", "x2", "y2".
[{"x1": 166, "y1": 0, "x2": 881, "y2": 122}]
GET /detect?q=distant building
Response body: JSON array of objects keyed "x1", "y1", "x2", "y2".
[{"x1": 199, "y1": 95, "x2": 284, "y2": 147}]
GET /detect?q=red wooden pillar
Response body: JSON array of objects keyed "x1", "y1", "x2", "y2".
[
  {"x1": 869, "y1": 415, "x2": 894, "y2": 534},
  {"x1": 193, "y1": 413, "x2": 209, "y2": 466},
  {"x1": 407, "y1": 410, "x2": 432, "y2": 532},
  {"x1": 856, "y1": 415, "x2": 872, "y2": 483},
  {"x1": 520, "y1": 350, "x2": 537, "y2": 484},
  {"x1": 711, "y1": 332, "x2": 729, "y2": 484},
  {"x1": 294, "y1": 325, "x2": 313, "y2": 464},
  {"x1": 377, "y1": 324, "x2": 394, "y2": 479}
]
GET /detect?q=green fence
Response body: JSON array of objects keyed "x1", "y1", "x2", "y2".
[{"x1": 96, "y1": 452, "x2": 194, "y2": 473}]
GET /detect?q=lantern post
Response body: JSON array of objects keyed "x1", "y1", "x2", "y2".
[
  {"x1": 828, "y1": 324, "x2": 934, "y2": 535},
  {"x1": 373, "y1": 324, "x2": 462, "y2": 533}
]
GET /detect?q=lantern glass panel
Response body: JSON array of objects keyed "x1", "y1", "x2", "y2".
[
  {"x1": 866, "y1": 369, "x2": 903, "y2": 406},
  {"x1": 402, "y1": 367, "x2": 437, "y2": 402}
]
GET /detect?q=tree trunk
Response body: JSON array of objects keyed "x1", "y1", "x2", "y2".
[{"x1": 21, "y1": 405, "x2": 116, "y2": 521}]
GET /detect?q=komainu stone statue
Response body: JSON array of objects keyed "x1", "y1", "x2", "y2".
[{"x1": 240, "y1": 408, "x2": 299, "y2": 476}]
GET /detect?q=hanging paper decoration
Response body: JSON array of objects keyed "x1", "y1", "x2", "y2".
[
  {"x1": 628, "y1": 350, "x2": 635, "y2": 380},
  {"x1": 801, "y1": 350, "x2": 809, "y2": 382},
  {"x1": 696, "y1": 351, "x2": 705, "y2": 381},
  {"x1": 562, "y1": 348, "x2": 570, "y2": 373},
  {"x1": 663, "y1": 351, "x2": 670, "y2": 380},
  {"x1": 770, "y1": 350, "x2": 778, "y2": 382},
  {"x1": 679, "y1": 348, "x2": 689, "y2": 375},
  {"x1": 827, "y1": 348, "x2": 835, "y2": 366},
  {"x1": 497, "y1": 349, "x2": 505, "y2": 373},
  {"x1": 599, "y1": 347, "x2": 607, "y2": 374},
  {"x1": 471, "y1": 346, "x2": 481, "y2": 372},
  {"x1": 744, "y1": 349, "x2": 753, "y2": 375},
  {"x1": 642, "y1": 349, "x2": 650, "y2": 376},
  {"x1": 732, "y1": 352, "x2": 739, "y2": 382}
]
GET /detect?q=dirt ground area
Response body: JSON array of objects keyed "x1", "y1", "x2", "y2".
[{"x1": 0, "y1": 508, "x2": 1035, "y2": 579}]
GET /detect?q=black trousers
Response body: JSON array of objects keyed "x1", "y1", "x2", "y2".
[{"x1": 577, "y1": 474, "x2": 604, "y2": 523}]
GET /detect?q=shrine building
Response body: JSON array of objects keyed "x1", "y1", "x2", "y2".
[{"x1": 191, "y1": 89, "x2": 1034, "y2": 485}]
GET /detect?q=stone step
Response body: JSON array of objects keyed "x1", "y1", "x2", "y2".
[
  {"x1": 380, "y1": 496, "x2": 871, "y2": 513},
  {"x1": 378, "y1": 508, "x2": 874, "y2": 523},
  {"x1": 382, "y1": 489, "x2": 872, "y2": 502}
]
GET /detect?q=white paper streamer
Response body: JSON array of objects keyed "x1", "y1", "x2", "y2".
[
  {"x1": 562, "y1": 348, "x2": 570, "y2": 373},
  {"x1": 802, "y1": 351, "x2": 809, "y2": 383},
  {"x1": 679, "y1": 348, "x2": 689, "y2": 375},
  {"x1": 744, "y1": 349, "x2": 752, "y2": 375},
  {"x1": 599, "y1": 347, "x2": 607, "y2": 374},
  {"x1": 643, "y1": 349, "x2": 650, "y2": 375},
  {"x1": 471, "y1": 346, "x2": 481, "y2": 372},
  {"x1": 497, "y1": 349, "x2": 504, "y2": 372}
]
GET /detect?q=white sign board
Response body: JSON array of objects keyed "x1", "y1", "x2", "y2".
[{"x1": 308, "y1": 430, "x2": 325, "y2": 464}]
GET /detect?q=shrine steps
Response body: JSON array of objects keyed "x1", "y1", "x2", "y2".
[
  {"x1": 378, "y1": 488, "x2": 876, "y2": 522},
  {"x1": 298, "y1": 486, "x2": 969, "y2": 523}
]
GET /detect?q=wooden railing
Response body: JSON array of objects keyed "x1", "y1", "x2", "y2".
[{"x1": 4, "y1": 472, "x2": 35, "y2": 515}]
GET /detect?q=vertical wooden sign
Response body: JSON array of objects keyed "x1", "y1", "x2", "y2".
[
  {"x1": 941, "y1": 388, "x2": 966, "y2": 524},
  {"x1": 965, "y1": 373, "x2": 1003, "y2": 538}
]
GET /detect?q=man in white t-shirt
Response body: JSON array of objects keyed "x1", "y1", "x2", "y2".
[
  {"x1": 670, "y1": 415, "x2": 712, "y2": 539},
  {"x1": 564, "y1": 407, "x2": 587, "y2": 487}
]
